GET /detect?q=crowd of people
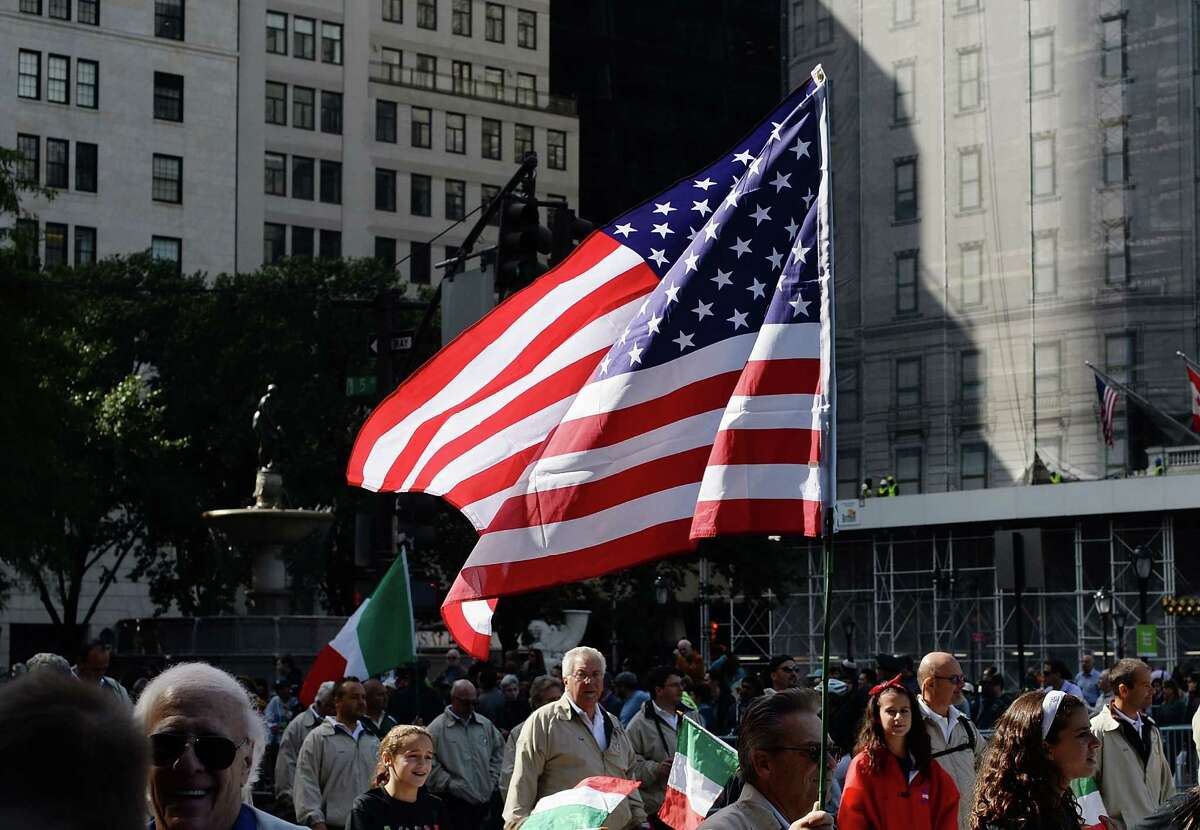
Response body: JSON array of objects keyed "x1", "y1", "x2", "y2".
[{"x1": 7, "y1": 638, "x2": 1200, "y2": 830}]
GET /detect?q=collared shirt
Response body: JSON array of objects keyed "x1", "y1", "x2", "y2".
[
  {"x1": 327, "y1": 715, "x2": 365, "y2": 741},
  {"x1": 652, "y1": 701, "x2": 679, "y2": 731},
  {"x1": 1076, "y1": 668, "x2": 1102, "y2": 705},
  {"x1": 918, "y1": 696, "x2": 962, "y2": 744},
  {"x1": 760, "y1": 790, "x2": 790, "y2": 829},
  {"x1": 568, "y1": 697, "x2": 608, "y2": 751},
  {"x1": 447, "y1": 706, "x2": 475, "y2": 728},
  {"x1": 1111, "y1": 702, "x2": 1145, "y2": 733}
]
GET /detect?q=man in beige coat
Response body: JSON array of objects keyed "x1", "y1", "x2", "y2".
[
  {"x1": 504, "y1": 646, "x2": 646, "y2": 829},
  {"x1": 917, "y1": 652, "x2": 984, "y2": 830},
  {"x1": 294, "y1": 678, "x2": 379, "y2": 830},
  {"x1": 627, "y1": 666, "x2": 703, "y2": 822},
  {"x1": 1091, "y1": 658, "x2": 1175, "y2": 830}
]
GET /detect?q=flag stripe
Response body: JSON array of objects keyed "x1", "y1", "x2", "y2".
[
  {"x1": 732, "y1": 357, "x2": 822, "y2": 396},
  {"x1": 658, "y1": 786, "x2": 706, "y2": 830},
  {"x1": 522, "y1": 805, "x2": 609, "y2": 830},
  {"x1": 666, "y1": 755, "x2": 726, "y2": 816},
  {"x1": 692, "y1": 496, "x2": 822, "y2": 537},
  {"x1": 709, "y1": 427, "x2": 820, "y2": 466}
]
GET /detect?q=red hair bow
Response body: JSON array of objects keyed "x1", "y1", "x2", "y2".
[{"x1": 868, "y1": 674, "x2": 905, "y2": 697}]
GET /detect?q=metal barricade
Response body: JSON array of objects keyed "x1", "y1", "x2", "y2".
[{"x1": 1161, "y1": 724, "x2": 1197, "y2": 788}]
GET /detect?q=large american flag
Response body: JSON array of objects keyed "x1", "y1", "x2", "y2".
[
  {"x1": 347, "y1": 68, "x2": 835, "y2": 658},
  {"x1": 1095, "y1": 375, "x2": 1119, "y2": 447}
]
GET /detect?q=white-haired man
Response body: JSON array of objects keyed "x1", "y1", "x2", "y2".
[
  {"x1": 504, "y1": 646, "x2": 646, "y2": 829},
  {"x1": 275, "y1": 680, "x2": 336, "y2": 819},
  {"x1": 134, "y1": 662, "x2": 303, "y2": 830}
]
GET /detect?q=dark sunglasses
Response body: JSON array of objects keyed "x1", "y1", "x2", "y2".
[
  {"x1": 766, "y1": 741, "x2": 837, "y2": 763},
  {"x1": 935, "y1": 674, "x2": 965, "y2": 685},
  {"x1": 150, "y1": 731, "x2": 247, "y2": 771}
]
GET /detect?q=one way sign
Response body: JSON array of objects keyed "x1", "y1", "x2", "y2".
[{"x1": 368, "y1": 332, "x2": 414, "y2": 357}]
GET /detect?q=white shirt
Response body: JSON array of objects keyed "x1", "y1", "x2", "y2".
[
  {"x1": 652, "y1": 701, "x2": 679, "y2": 731},
  {"x1": 1111, "y1": 703, "x2": 1145, "y2": 733},
  {"x1": 918, "y1": 696, "x2": 962, "y2": 744},
  {"x1": 568, "y1": 697, "x2": 608, "y2": 751},
  {"x1": 327, "y1": 715, "x2": 365, "y2": 741}
]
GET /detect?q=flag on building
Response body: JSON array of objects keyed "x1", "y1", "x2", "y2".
[
  {"x1": 1095, "y1": 375, "x2": 1119, "y2": 447},
  {"x1": 1070, "y1": 777, "x2": 1108, "y2": 830},
  {"x1": 658, "y1": 717, "x2": 739, "y2": 830},
  {"x1": 520, "y1": 776, "x2": 640, "y2": 830},
  {"x1": 1187, "y1": 365, "x2": 1200, "y2": 432},
  {"x1": 298, "y1": 548, "x2": 417, "y2": 705},
  {"x1": 347, "y1": 67, "x2": 836, "y2": 658}
]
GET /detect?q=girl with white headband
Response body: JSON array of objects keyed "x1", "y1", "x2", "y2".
[{"x1": 969, "y1": 689, "x2": 1099, "y2": 830}]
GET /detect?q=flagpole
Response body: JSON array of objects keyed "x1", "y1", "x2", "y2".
[
  {"x1": 1085, "y1": 361, "x2": 1200, "y2": 446},
  {"x1": 1177, "y1": 350, "x2": 1200, "y2": 374},
  {"x1": 816, "y1": 507, "x2": 834, "y2": 808}
]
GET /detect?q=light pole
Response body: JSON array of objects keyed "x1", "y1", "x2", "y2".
[
  {"x1": 842, "y1": 616, "x2": 857, "y2": 663},
  {"x1": 1095, "y1": 587, "x2": 1113, "y2": 668},
  {"x1": 1134, "y1": 546, "x2": 1153, "y2": 622},
  {"x1": 1114, "y1": 610, "x2": 1126, "y2": 659}
]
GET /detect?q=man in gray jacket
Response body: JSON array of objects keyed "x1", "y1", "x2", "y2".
[
  {"x1": 294, "y1": 678, "x2": 379, "y2": 830},
  {"x1": 918, "y1": 651, "x2": 984, "y2": 830},
  {"x1": 274, "y1": 680, "x2": 335, "y2": 820},
  {"x1": 427, "y1": 678, "x2": 505, "y2": 830}
]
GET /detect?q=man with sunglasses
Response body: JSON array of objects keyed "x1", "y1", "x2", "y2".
[
  {"x1": 916, "y1": 652, "x2": 983, "y2": 830},
  {"x1": 294, "y1": 678, "x2": 380, "y2": 830},
  {"x1": 765, "y1": 655, "x2": 801, "y2": 694}
]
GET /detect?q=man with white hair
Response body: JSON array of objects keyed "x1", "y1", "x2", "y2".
[
  {"x1": 133, "y1": 662, "x2": 303, "y2": 830},
  {"x1": 504, "y1": 646, "x2": 646, "y2": 829},
  {"x1": 274, "y1": 680, "x2": 336, "y2": 819}
]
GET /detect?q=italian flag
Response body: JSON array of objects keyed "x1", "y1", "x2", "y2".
[
  {"x1": 658, "y1": 716, "x2": 738, "y2": 830},
  {"x1": 521, "y1": 776, "x2": 640, "y2": 830},
  {"x1": 1070, "y1": 777, "x2": 1108, "y2": 830},
  {"x1": 299, "y1": 549, "x2": 417, "y2": 705}
]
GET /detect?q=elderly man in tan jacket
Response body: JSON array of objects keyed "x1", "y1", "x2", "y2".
[
  {"x1": 627, "y1": 665, "x2": 703, "y2": 820},
  {"x1": 503, "y1": 646, "x2": 646, "y2": 829},
  {"x1": 1091, "y1": 658, "x2": 1175, "y2": 830}
]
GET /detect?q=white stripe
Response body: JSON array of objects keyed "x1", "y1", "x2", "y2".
[
  {"x1": 467, "y1": 483, "x2": 700, "y2": 567},
  {"x1": 460, "y1": 600, "x2": 494, "y2": 636},
  {"x1": 697, "y1": 463, "x2": 824, "y2": 502},
  {"x1": 747, "y1": 322, "x2": 822, "y2": 362},
  {"x1": 360, "y1": 244, "x2": 645, "y2": 490},
  {"x1": 717, "y1": 394, "x2": 821, "y2": 431},
  {"x1": 530, "y1": 785, "x2": 630, "y2": 815},
  {"x1": 330, "y1": 599, "x2": 370, "y2": 678},
  {"x1": 666, "y1": 754, "x2": 725, "y2": 817}
]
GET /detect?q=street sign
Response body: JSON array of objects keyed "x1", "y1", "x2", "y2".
[
  {"x1": 368, "y1": 332, "x2": 415, "y2": 357},
  {"x1": 1136, "y1": 623, "x2": 1157, "y2": 657},
  {"x1": 346, "y1": 375, "x2": 377, "y2": 397}
]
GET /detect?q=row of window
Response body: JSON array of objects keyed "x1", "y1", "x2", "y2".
[
  {"x1": 835, "y1": 443, "x2": 986, "y2": 496},
  {"x1": 17, "y1": 50, "x2": 99, "y2": 108},
  {"x1": 265, "y1": 13, "x2": 342, "y2": 64},
  {"x1": 17, "y1": 134, "x2": 97, "y2": 193},
  {"x1": 789, "y1": 0, "x2": 834, "y2": 53},
  {"x1": 264, "y1": 81, "x2": 342, "y2": 133},
  {"x1": 260, "y1": 224, "x2": 441, "y2": 284},
  {"x1": 373, "y1": 48, "x2": 541, "y2": 108},
  {"x1": 12, "y1": 219, "x2": 96, "y2": 268},
  {"x1": 262, "y1": 154, "x2": 342, "y2": 204},
  {"x1": 377, "y1": 0, "x2": 537, "y2": 47},
  {"x1": 19, "y1": 0, "x2": 99, "y2": 25},
  {"x1": 375, "y1": 100, "x2": 567, "y2": 168}
]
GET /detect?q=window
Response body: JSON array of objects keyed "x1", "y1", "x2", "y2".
[
  {"x1": 961, "y1": 243, "x2": 983, "y2": 305},
  {"x1": 417, "y1": 0, "x2": 436, "y2": 29},
  {"x1": 960, "y1": 444, "x2": 988, "y2": 490},
  {"x1": 46, "y1": 139, "x2": 69, "y2": 189},
  {"x1": 154, "y1": 72, "x2": 184, "y2": 121},
  {"x1": 837, "y1": 450, "x2": 860, "y2": 500},
  {"x1": 792, "y1": 1, "x2": 806, "y2": 52},
  {"x1": 76, "y1": 59, "x2": 98, "y2": 109},
  {"x1": 293, "y1": 86, "x2": 314, "y2": 130},
  {"x1": 1032, "y1": 133, "x2": 1055, "y2": 196},
  {"x1": 48, "y1": 0, "x2": 69, "y2": 19},
  {"x1": 155, "y1": 0, "x2": 184, "y2": 40},
  {"x1": 1033, "y1": 341, "x2": 1061, "y2": 400},
  {"x1": 293, "y1": 17, "x2": 315, "y2": 59},
  {"x1": 894, "y1": 157, "x2": 916, "y2": 221},
  {"x1": 19, "y1": 51, "x2": 41, "y2": 100},
  {"x1": 411, "y1": 107, "x2": 432, "y2": 147},
  {"x1": 321, "y1": 22, "x2": 342, "y2": 65},
  {"x1": 959, "y1": 146, "x2": 981, "y2": 210},
  {"x1": 1104, "y1": 221, "x2": 1128, "y2": 284},
  {"x1": 415, "y1": 54, "x2": 437, "y2": 89},
  {"x1": 1103, "y1": 120, "x2": 1126, "y2": 186},
  {"x1": 517, "y1": 9, "x2": 536, "y2": 48},
  {"x1": 957, "y1": 0, "x2": 980, "y2": 10},
  {"x1": 1033, "y1": 230, "x2": 1057, "y2": 295},
  {"x1": 152, "y1": 153, "x2": 181, "y2": 202},
  {"x1": 894, "y1": 61, "x2": 915, "y2": 122},
  {"x1": 78, "y1": 0, "x2": 99, "y2": 25},
  {"x1": 319, "y1": 160, "x2": 341, "y2": 204},
  {"x1": 17, "y1": 135, "x2": 39, "y2": 185},
  {"x1": 815, "y1": 1, "x2": 832, "y2": 45},
  {"x1": 452, "y1": 61, "x2": 472, "y2": 94},
  {"x1": 266, "y1": 12, "x2": 288, "y2": 54},
  {"x1": 515, "y1": 123, "x2": 534, "y2": 161},
  {"x1": 1102, "y1": 15, "x2": 1125, "y2": 81},
  {"x1": 411, "y1": 241, "x2": 431, "y2": 283},
  {"x1": 486, "y1": 3, "x2": 504, "y2": 41},
  {"x1": 74, "y1": 226, "x2": 96, "y2": 266},
  {"x1": 894, "y1": 0, "x2": 914, "y2": 24},
  {"x1": 319, "y1": 229, "x2": 341, "y2": 259},
  {"x1": 380, "y1": 47, "x2": 402, "y2": 82},
  {"x1": 375, "y1": 168, "x2": 397, "y2": 212},
  {"x1": 1106, "y1": 332, "x2": 1134, "y2": 383},
  {"x1": 291, "y1": 226, "x2": 313, "y2": 258},
  {"x1": 265, "y1": 152, "x2": 287, "y2": 196},
  {"x1": 481, "y1": 184, "x2": 501, "y2": 225},
  {"x1": 445, "y1": 178, "x2": 466, "y2": 220},
  {"x1": 958, "y1": 47, "x2": 981, "y2": 110},
  {"x1": 320, "y1": 91, "x2": 342, "y2": 134},
  {"x1": 292, "y1": 156, "x2": 314, "y2": 200},
  {"x1": 896, "y1": 357, "x2": 921, "y2": 408},
  {"x1": 484, "y1": 66, "x2": 504, "y2": 99},
  {"x1": 14, "y1": 219, "x2": 38, "y2": 267},
  {"x1": 383, "y1": 0, "x2": 402, "y2": 23},
  {"x1": 445, "y1": 113, "x2": 466, "y2": 153},
  {"x1": 482, "y1": 118, "x2": 502, "y2": 160},
  {"x1": 840, "y1": 363, "x2": 860, "y2": 421},
  {"x1": 376, "y1": 236, "x2": 396, "y2": 265},
  {"x1": 961, "y1": 350, "x2": 982, "y2": 401},
  {"x1": 44, "y1": 223, "x2": 68, "y2": 268},
  {"x1": 452, "y1": 0, "x2": 471, "y2": 35},
  {"x1": 264, "y1": 222, "x2": 286, "y2": 264},
  {"x1": 896, "y1": 446, "x2": 922, "y2": 493},
  {"x1": 47, "y1": 55, "x2": 69, "y2": 104},
  {"x1": 548, "y1": 129, "x2": 566, "y2": 170},
  {"x1": 516, "y1": 73, "x2": 538, "y2": 108},
  {"x1": 1031, "y1": 30, "x2": 1054, "y2": 94},
  {"x1": 895, "y1": 249, "x2": 917, "y2": 313},
  {"x1": 20, "y1": 0, "x2": 41, "y2": 13},
  {"x1": 411, "y1": 173, "x2": 432, "y2": 216},
  {"x1": 265, "y1": 81, "x2": 287, "y2": 125},
  {"x1": 75, "y1": 142, "x2": 97, "y2": 192},
  {"x1": 377, "y1": 99, "x2": 397, "y2": 143},
  {"x1": 151, "y1": 236, "x2": 181, "y2": 272}
]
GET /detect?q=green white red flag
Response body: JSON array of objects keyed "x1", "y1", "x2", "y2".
[
  {"x1": 658, "y1": 717, "x2": 738, "y2": 830},
  {"x1": 298, "y1": 548, "x2": 417, "y2": 705},
  {"x1": 1070, "y1": 777, "x2": 1108, "y2": 830},
  {"x1": 521, "y1": 776, "x2": 640, "y2": 830}
]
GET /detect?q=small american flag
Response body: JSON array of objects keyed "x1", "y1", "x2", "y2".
[
  {"x1": 1095, "y1": 375, "x2": 1119, "y2": 447},
  {"x1": 347, "y1": 67, "x2": 835, "y2": 657}
]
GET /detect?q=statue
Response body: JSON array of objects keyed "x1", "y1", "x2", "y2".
[
  {"x1": 524, "y1": 611, "x2": 591, "y2": 669},
  {"x1": 252, "y1": 384, "x2": 282, "y2": 470}
]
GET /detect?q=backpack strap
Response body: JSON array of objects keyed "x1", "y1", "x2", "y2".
[{"x1": 931, "y1": 717, "x2": 977, "y2": 759}]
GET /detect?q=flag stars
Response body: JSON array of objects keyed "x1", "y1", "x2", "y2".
[
  {"x1": 628, "y1": 342, "x2": 644, "y2": 366},
  {"x1": 649, "y1": 248, "x2": 669, "y2": 267},
  {"x1": 769, "y1": 120, "x2": 786, "y2": 142},
  {"x1": 647, "y1": 313, "x2": 663, "y2": 334},
  {"x1": 723, "y1": 188, "x2": 741, "y2": 211},
  {"x1": 599, "y1": 355, "x2": 611, "y2": 375},
  {"x1": 791, "y1": 240, "x2": 812, "y2": 264},
  {"x1": 619, "y1": 324, "x2": 631, "y2": 345},
  {"x1": 802, "y1": 189, "x2": 816, "y2": 209},
  {"x1": 730, "y1": 237, "x2": 752, "y2": 258},
  {"x1": 691, "y1": 199, "x2": 712, "y2": 217},
  {"x1": 651, "y1": 222, "x2": 674, "y2": 239},
  {"x1": 790, "y1": 138, "x2": 812, "y2": 159},
  {"x1": 703, "y1": 221, "x2": 721, "y2": 241},
  {"x1": 784, "y1": 218, "x2": 800, "y2": 238},
  {"x1": 770, "y1": 171, "x2": 792, "y2": 193},
  {"x1": 663, "y1": 282, "x2": 681, "y2": 304},
  {"x1": 711, "y1": 268, "x2": 733, "y2": 289},
  {"x1": 673, "y1": 331, "x2": 695, "y2": 351},
  {"x1": 748, "y1": 156, "x2": 763, "y2": 177},
  {"x1": 692, "y1": 299, "x2": 713, "y2": 321},
  {"x1": 693, "y1": 177, "x2": 717, "y2": 191},
  {"x1": 733, "y1": 149, "x2": 755, "y2": 165},
  {"x1": 686, "y1": 226, "x2": 699, "y2": 242},
  {"x1": 750, "y1": 204, "x2": 772, "y2": 226},
  {"x1": 765, "y1": 248, "x2": 785, "y2": 270},
  {"x1": 614, "y1": 222, "x2": 636, "y2": 237},
  {"x1": 747, "y1": 278, "x2": 766, "y2": 299},
  {"x1": 683, "y1": 251, "x2": 700, "y2": 273},
  {"x1": 728, "y1": 309, "x2": 749, "y2": 330},
  {"x1": 789, "y1": 295, "x2": 812, "y2": 317},
  {"x1": 653, "y1": 201, "x2": 677, "y2": 216}
]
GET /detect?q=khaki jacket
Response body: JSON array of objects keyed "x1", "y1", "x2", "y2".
[
  {"x1": 293, "y1": 720, "x2": 380, "y2": 828},
  {"x1": 503, "y1": 695, "x2": 646, "y2": 829},
  {"x1": 626, "y1": 700, "x2": 703, "y2": 817},
  {"x1": 920, "y1": 700, "x2": 985, "y2": 830},
  {"x1": 696, "y1": 782, "x2": 785, "y2": 830},
  {"x1": 275, "y1": 706, "x2": 325, "y2": 803},
  {"x1": 1091, "y1": 705, "x2": 1175, "y2": 830},
  {"x1": 427, "y1": 708, "x2": 505, "y2": 805}
]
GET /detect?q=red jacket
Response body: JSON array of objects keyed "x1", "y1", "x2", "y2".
[{"x1": 838, "y1": 749, "x2": 959, "y2": 830}]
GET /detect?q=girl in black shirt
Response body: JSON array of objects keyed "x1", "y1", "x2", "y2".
[{"x1": 347, "y1": 724, "x2": 442, "y2": 830}]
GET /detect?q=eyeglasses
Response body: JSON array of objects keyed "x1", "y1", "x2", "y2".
[
  {"x1": 150, "y1": 731, "x2": 248, "y2": 771},
  {"x1": 935, "y1": 674, "x2": 965, "y2": 685},
  {"x1": 777, "y1": 666, "x2": 800, "y2": 674},
  {"x1": 765, "y1": 742, "x2": 836, "y2": 763},
  {"x1": 570, "y1": 671, "x2": 604, "y2": 683}
]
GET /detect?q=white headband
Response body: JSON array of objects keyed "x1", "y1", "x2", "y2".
[{"x1": 1041, "y1": 690, "x2": 1067, "y2": 739}]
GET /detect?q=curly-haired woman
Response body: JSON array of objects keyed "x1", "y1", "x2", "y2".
[
  {"x1": 969, "y1": 690, "x2": 1099, "y2": 830},
  {"x1": 346, "y1": 724, "x2": 441, "y2": 830},
  {"x1": 837, "y1": 675, "x2": 958, "y2": 830}
]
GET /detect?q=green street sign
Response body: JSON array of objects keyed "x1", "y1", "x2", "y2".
[
  {"x1": 1136, "y1": 623, "x2": 1157, "y2": 657},
  {"x1": 346, "y1": 375, "x2": 378, "y2": 397}
]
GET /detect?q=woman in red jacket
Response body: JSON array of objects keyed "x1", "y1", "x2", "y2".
[{"x1": 837, "y1": 675, "x2": 959, "y2": 830}]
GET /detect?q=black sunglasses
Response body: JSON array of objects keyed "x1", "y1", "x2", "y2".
[
  {"x1": 766, "y1": 742, "x2": 837, "y2": 763},
  {"x1": 151, "y1": 731, "x2": 247, "y2": 771}
]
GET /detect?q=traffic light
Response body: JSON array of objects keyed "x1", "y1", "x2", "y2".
[
  {"x1": 496, "y1": 195, "x2": 551, "y2": 295},
  {"x1": 549, "y1": 206, "x2": 595, "y2": 267}
]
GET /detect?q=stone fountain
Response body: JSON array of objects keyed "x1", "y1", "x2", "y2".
[{"x1": 202, "y1": 385, "x2": 334, "y2": 615}]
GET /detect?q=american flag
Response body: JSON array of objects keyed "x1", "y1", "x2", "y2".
[
  {"x1": 1095, "y1": 374, "x2": 1119, "y2": 447},
  {"x1": 347, "y1": 68, "x2": 835, "y2": 658}
]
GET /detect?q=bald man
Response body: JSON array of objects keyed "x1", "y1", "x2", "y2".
[
  {"x1": 917, "y1": 652, "x2": 984, "y2": 830},
  {"x1": 427, "y1": 679, "x2": 504, "y2": 830}
]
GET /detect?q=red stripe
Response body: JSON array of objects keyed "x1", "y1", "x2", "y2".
[
  {"x1": 347, "y1": 231, "x2": 622, "y2": 486},
  {"x1": 297, "y1": 644, "x2": 348, "y2": 707},
  {"x1": 658, "y1": 785, "x2": 705, "y2": 830},
  {"x1": 443, "y1": 444, "x2": 545, "y2": 515},
  {"x1": 732, "y1": 357, "x2": 822, "y2": 396},
  {"x1": 690, "y1": 497, "x2": 822, "y2": 539},
  {"x1": 440, "y1": 585, "x2": 496, "y2": 660},
  {"x1": 709, "y1": 428, "x2": 820, "y2": 466},
  {"x1": 575, "y1": 777, "x2": 641, "y2": 796}
]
